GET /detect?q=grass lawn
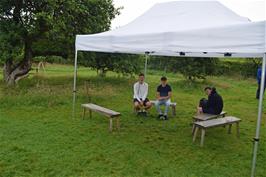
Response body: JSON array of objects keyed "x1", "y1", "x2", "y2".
[{"x1": 0, "y1": 64, "x2": 265, "y2": 177}]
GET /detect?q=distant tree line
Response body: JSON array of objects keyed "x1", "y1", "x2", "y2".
[
  {"x1": 29, "y1": 54, "x2": 260, "y2": 80},
  {"x1": 148, "y1": 56, "x2": 261, "y2": 79},
  {"x1": 78, "y1": 52, "x2": 143, "y2": 77}
]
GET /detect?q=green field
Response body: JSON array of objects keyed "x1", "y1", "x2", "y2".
[{"x1": 0, "y1": 64, "x2": 265, "y2": 177}]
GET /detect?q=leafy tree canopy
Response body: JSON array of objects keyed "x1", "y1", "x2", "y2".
[{"x1": 0, "y1": 0, "x2": 120, "y2": 84}]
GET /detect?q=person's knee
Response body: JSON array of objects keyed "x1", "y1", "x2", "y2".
[
  {"x1": 154, "y1": 101, "x2": 160, "y2": 106},
  {"x1": 134, "y1": 102, "x2": 140, "y2": 108},
  {"x1": 165, "y1": 101, "x2": 171, "y2": 107},
  {"x1": 146, "y1": 102, "x2": 152, "y2": 108}
]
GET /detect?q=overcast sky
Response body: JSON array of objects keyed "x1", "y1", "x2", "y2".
[{"x1": 111, "y1": 0, "x2": 266, "y2": 29}]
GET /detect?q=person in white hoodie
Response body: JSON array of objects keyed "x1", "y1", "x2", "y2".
[{"x1": 133, "y1": 73, "x2": 152, "y2": 115}]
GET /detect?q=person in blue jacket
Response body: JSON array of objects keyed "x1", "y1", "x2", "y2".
[{"x1": 256, "y1": 67, "x2": 266, "y2": 99}]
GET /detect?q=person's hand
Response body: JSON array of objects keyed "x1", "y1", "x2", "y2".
[
  {"x1": 140, "y1": 101, "x2": 144, "y2": 106},
  {"x1": 197, "y1": 107, "x2": 203, "y2": 114}
]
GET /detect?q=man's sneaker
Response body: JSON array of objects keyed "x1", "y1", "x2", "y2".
[
  {"x1": 158, "y1": 114, "x2": 163, "y2": 119},
  {"x1": 142, "y1": 111, "x2": 147, "y2": 117},
  {"x1": 160, "y1": 115, "x2": 166, "y2": 120},
  {"x1": 164, "y1": 115, "x2": 168, "y2": 120}
]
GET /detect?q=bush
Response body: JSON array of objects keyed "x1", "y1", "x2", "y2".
[
  {"x1": 148, "y1": 57, "x2": 261, "y2": 79},
  {"x1": 78, "y1": 52, "x2": 143, "y2": 77},
  {"x1": 170, "y1": 57, "x2": 218, "y2": 80},
  {"x1": 148, "y1": 56, "x2": 218, "y2": 80},
  {"x1": 216, "y1": 59, "x2": 260, "y2": 78}
]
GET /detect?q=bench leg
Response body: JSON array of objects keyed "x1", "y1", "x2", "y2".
[
  {"x1": 236, "y1": 122, "x2": 240, "y2": 138},
  {"x1": 89, "y1": 110, "x2": 92, "y2": 119},
  {"x1": 109, "y1": 118, "x2": 113, "y2": 132},
  {"x1": 172, "y1": 105, "x2": 176, "y2": 117},
  {"x1": 83, "y1": 108, "x2": 86, "y2": 120},
  {"x1": 200, "y1": 129, "x2": 206, "y2": 147},
  {"x1": 133, "y1": 105, "x2": 136, "y2": 114},
  {"x1": 221, "y1": 114, "x2": 226, "y2": 128},
  {"x1": 192, "y1": 123, "x2": 196, "y2": 135},
  {"x1": 116, "y1": 116, "x2": 120, "y2": 131},
  {"x1": 228, "y1": 124, "x2": 232, "y2": 134},
  {"x1": 193, "y1": 127, "x2": 199, "y2": 142}
]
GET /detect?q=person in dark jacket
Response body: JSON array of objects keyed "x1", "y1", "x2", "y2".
[
  {"x1": 197, "y1": 87, "x2": 223, "y2": 115},
  {"x1": 256, "y1": 67, "x2": 266, "y2": 99}
]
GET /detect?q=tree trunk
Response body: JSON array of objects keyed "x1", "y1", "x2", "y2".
[{"x1": 3, "y1": 39, "x2": 32, "y2": 86}]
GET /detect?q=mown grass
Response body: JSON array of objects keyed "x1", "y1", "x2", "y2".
[{"x1": 0, "y1": 64, "x2": 265, "y2": 177}]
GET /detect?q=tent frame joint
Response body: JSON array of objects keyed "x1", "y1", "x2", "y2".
[
  {"x1": 253, "y1": 138, "x2": 259, "y2": 142},
  {"x1": 224, "y1": 53, "x2": 232, "y2": 57},
  {"x1": 180, "y1": 52, "x2": 186, "y2": 56}
]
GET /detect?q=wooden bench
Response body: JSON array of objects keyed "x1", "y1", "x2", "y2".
[
  {"x1": 82, "y1": 103, "x2": 121, "y2": 132},
  {"x1": 193, "y1": 116, "x2": 241, "y2": 147},
  {"x1": 150, "y1": 100, "x2": 177, "y2": 116},
  {"x1": 192, "y1": 111, "x2": 227, "y2": 135}
]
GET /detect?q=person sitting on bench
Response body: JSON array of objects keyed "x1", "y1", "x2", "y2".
[
  {"x1": 133, "y1": 73, "x2": 152, "y2": 116},
  {"x1": 197, "y1": 87, "x2": 223, "y2": 115},
  {"x1": 155, "y1": 76, "x2": 172, "y2": 120}
]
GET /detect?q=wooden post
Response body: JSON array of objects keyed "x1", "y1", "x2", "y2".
[
  {"x1": 37, "y1": 61, "x2": 46, "y2": 73},
  {"x1": 222, "y1": 113, "x2": 226, "y2": 128},
  {"x1": 133, "y1": 105, "x2": 137, "y2": 114},
  {"x1": 193, "y1": 127, "x2": 199, "y2": 142},
  {"x1": 191, "y1": 123, "x2": 196, "y2": 135},
  {"x1": 109, "y1": 118, "x2": 113, "y2": 132},
  {"x1": 116, "y1": 117, "x2": 120, "y2": 131},
  {"x1": 172, "y1": 105, "x2": 176, "y2": 116},
  {"x1": 228, "y1": 124, "x2": 232, "y2": 134},
  {"x1": 89, "y1": 110, "x2": 92, "y2": 119},
  {"x1": 83, "y1": 108, "x2": 86, "y2": 120},
  {"x1": 236, "y1": 122, "x2": 240, "y2": 138},
  {"x1": 200, "y1": 129, "x2": 206, "y2": 147}
]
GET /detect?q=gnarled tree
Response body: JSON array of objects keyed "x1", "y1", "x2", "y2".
[{"x1": 0, "y1": 0, "x2": 119, "y2": 85}]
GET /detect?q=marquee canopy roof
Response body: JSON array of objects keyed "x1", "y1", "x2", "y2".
[{"x1": 75, "y1": 1, "x2": 266, "y2": 58}]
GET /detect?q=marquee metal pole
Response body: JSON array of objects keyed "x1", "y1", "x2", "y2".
[
  {"x1": 251, "y1": 53, "x2": 266, "y2": 177},
  {"x1": 72, "y1": 49, "x2": 78, "y2": 119},
  {"x1": 144, "y1": 53, "x2": 148, "y2": 76}
]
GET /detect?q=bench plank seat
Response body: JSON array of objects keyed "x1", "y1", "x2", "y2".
[
  {"x1": 81, "y1": 103, "x2": 121, "y2": 132},
  {"x1": 195, "y1": 116, "x2": 241, "y2": 128},
  {"x1": 193, "y1": 111, "x2": 227, "y2": 121},
  {"x1": 82, "y1": 103, "x2": 121, "y2": 118},
  {"x1": 192, "y1": 111, "x2": 226, "y2": 134},
  {"x1": 193, "y1": 116, "x2": 241, "y2": 147},
  {"x1": 150, "y1": 100, "x2": 176, "y2": 116},
  {"x1": 150, "y1": 100, "x2": 176, "y2": 106}
]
